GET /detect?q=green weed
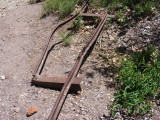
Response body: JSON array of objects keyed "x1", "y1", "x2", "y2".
[
  {"x1": 59, "y1": 0, "x2": 76, "y2": 18},
  {"x1": 116, "y1": 12, "x2": 126, "y2": 24},
  {"x1": 110, "y1": 0, "x2": 157, "y2": 16},
  {"x1": 60, "y1": 32, "x2": 72, "y2": 46},
  {"x1": 72, "y1": 16, "x2": 83, "y2": 31},
  {"x1": 42, "y1": 0, "x2": 84, "y2": 18},
  {"x1": 41, "y1": 0, "x2": 159, "y2": 19},
  {"x1": 135, "y1": 1, "x2": 155, "y2": 16},
  {"x1": 90, "y1": 0, "x2": 159, "y2": 24},
  {"x1": 110, "y1": 46, "x2": 160, "y2": 117}
]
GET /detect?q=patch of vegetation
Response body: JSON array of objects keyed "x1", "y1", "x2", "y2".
[
  {"x1": 60, "y1": 31, "x2": 72, "y2": 46},
  {"x1": 72, "y1": 16, "x2": 83, "y2": 32},
  {"x1": 41, "y1": 0, "x2": 159, "y2": 21},
  {"x1": 42, "y1": 0, "x2": 84, "y2": 18},
  {"x1": 90, "y1": 0, "x2": 109, "y2": 7},
  {"x1": 110, "y1": 46, "x2": 160, "y2": 117},
  {"x1": 91, "y1": 0, "x2": 159, "y2": 24}
]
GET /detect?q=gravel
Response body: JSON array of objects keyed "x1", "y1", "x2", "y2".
[
  {"x1": 0, "y1": 75, "x2": 5, "y2": 80},
  {"x1": 0, "y1": 0, "x2": 159, "y2": 120},
  {"x1": 0, "y1": 0, "x2": 114, "y2": 120}
]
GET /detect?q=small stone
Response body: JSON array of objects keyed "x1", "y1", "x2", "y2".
[
  {"x1": 123, "y1": 38, "x2": 129, "y2": 43},
  {"x1": 85, "y1": 31, "x2": 90, "y2": 35},
  {"x1": 27, "y1": 107, "x2": 37, "y2": 116},
  {"x1": 86, "y1": 26, "x2": 91, "y2": 29},
  {"x1": 142, "y1": 31, "x2": 150, "y2": 36},
  {"x1": 15, "y1": 107, "x2": 20, "y2": 113},
  {"x1": 1, "y1": 75, "x2": 5, "y2": 80},
  {"x1": 81, "y1": 110, "x2": 86, "y2": 115},
  {"x1": 102, "y1": 34, "x2": 107, "y2": 38},
  {"x1": 145, "y1": 117, "x2": 151, "y2": 120},
  {"x1": 145, "y1": 26, "x2": 151, "y2": 29},
  {"x1": 1, "y1": 6, "x2": 6, "y2": 10},
  {"x1": 131, "y1": 46, "x2": 136, "y2": 52},
  {"x1": 115, "y1": 112, "x2": 122, "y2": 119},
  {"x1": 84, "y1": 117, "x2": 90, "y2": 120},
  {"x1": 112, "y1": 57, "x2": 117, "y2": 63},
  {"x1": 76, "y1": 109, "x2": 80, "y2": 114},
  {"x1": 109, "y1": 35, "x2": 114, "y2": 41}
]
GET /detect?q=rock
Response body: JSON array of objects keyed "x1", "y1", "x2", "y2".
[
  {"x1": 86, "y1": 26, "x2": 92, "y2": 29},
  {"x1": 1, "y1": 75, "x2": 5, "y2": 80},
  {"x1": 84, "y1": 116, "x2": 90, "y2": 120},
  {"x1": 85, "y1": 31, "x2": 90, "y2": 35},
  {"x1": 142, "y1": 31, "x2": 150, "y2": 36},
  {"x1": 114, "y1": 112, "x2": 122, "y2": 119},
  {"x1": 15, "y1": 107, "x2": 20, "y2": 113},
  {"x1": 103, "y1": 111, "x2": 109, "y2": 117},
  {"x1": 112, "y1": 57, "x2": 117, "y2": 63},
  {"x1": 1, "y1": 6, "x2": 6, "y2": 10},
  {"x1": 80, "y1": 108, "x2": 86, "y2": 115},
  {"x1": 123, "y1": 38, "x2": 129, "y2": 43},
  {"x1": 27, "y1": 107, "x2": 38, "y2": 116},
  {"x1": 109, "y1": 35, "x2": 114, "y2": 41},
  {"x1": 75, "y1": 109, "x2": 80, "y2": 114},
  {"x1": 145, "y1": 26, "x2": 151, "y2": 29},
  {"x1": 144, "y1": 117, "x2": 149, "y2": 120},
  {"x1": 131, "y1": 46, "x2": 136, "y2": 52},
  {"x1": 102, "y1": 34, "x2": 107, "y2": 38}
]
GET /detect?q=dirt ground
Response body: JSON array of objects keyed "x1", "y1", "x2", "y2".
[
  {"x1": 0, "y1": 0, "x2": 159, "y2": 120},
  {"x1": 0, "y1": 1, "x2": 115, "y2": 120}
]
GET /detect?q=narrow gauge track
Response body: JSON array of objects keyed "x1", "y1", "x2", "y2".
[
  {"x1": 48, "y1": 10, "x2": 109, "y2": 120},
  {"x1": 31, "y1": 0, "x2": 112, "y2": 120},
  {"x1": 32, "y1": 0, "x2": 91, "y2": 79}
]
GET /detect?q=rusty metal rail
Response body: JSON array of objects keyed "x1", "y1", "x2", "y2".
[
  {"x1": 48, "y1": 10, "x2": 109, "y2": 120},
  {"x1": 32, "y1": 0, "x2": 91, "y2": 80},
  {"x1": 72, "y1": 13, "x2": 115, "y2": 18},
  {"x1": 31, "y1": 0, "x2": 114, "y2": 120}
]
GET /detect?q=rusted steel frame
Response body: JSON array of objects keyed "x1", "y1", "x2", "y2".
[
  {"x1": 32, "y1": 0, "x2": 91, "y2": 80},
  {"x1": 32, "y1": 76, "x2": 82, "y2": 91},
  {"x1": 80, "y1": 13, "x2": 115, "y2": 18},
  {"x1": 48, "y1": 10, "x2": 109, "y2": 120}
]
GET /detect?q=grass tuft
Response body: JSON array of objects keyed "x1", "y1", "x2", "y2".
[
  {"x1": 72, "y1": 16, "x2": 83, "y2": 32},
  {"x1": 42, "y1": 0, "x2": 84, "y2": 18},
  {"x1": 60, "y1": 32, "x2": 72, "y2": 47},
  {"x1": 91, "y1": 0, "x2": 159, "y2": 24}
]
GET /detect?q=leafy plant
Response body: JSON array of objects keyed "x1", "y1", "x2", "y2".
[
  {"x1": 135, "y1": 1, "x2": 155, "y2": 16},
  {"x1": 110, "y1": 46, "x2": 160, "y2": 117},
  {"x1": 116, "y1": 12, "x2": 126, "y2": 24},
  {"x1": 59, "y1": 0, "x2": 76, "y2": 18},
  {"x1": 41, "y1": 0, "x2": 159, "y2": 19},
  {"x1": 72, "y1": 16, "x2": 83, "y2": 31},
  {"x1": 90, "y1": 0, "x2": 159, "y2": 24},
  {"x1": 42, "y1": 0, "x2": 84, "y2": 18},
  {"x1": 60, "y1": 31, "x2": 72, "y2": 46}
]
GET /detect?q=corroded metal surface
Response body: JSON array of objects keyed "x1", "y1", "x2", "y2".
[
  {"x1": 32, "y1": 0, "x2": 91, "y2": 80},
  {"x1": 32, "y1": 76, "x2": 82, "y2": 91},
  {"x1": 48, "y1": 9, "x2": 109, "y2": 120},
  {"x1": 31, "y1": 0, "x2": 114, "y2": 120}
]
